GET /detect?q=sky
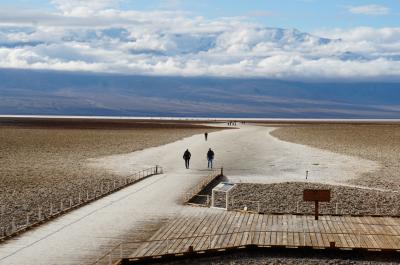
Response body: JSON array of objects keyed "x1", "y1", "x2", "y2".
[{"x1": 0, "y1": 0, "x2": 399, "y2": 80}]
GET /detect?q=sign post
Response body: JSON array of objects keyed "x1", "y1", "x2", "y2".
[{"x1": 303, "y1": 189, "x2": 331, "y2": 220}]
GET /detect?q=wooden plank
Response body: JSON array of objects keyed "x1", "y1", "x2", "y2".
[
  {"x1": 233, "y1": 213, "x2": 250, "y2": 246},
  {"x1": 221, "y1": 211, "x2": 241, "y2": 248},
  {"x1": 227, "y1": 211, "x2": 246, "y2": 247},
  {"x1": 180, "y1": 211, "x2": 214, "y2": 253},
  {"x1": 258, "y1": 215, "x2": 266, "y2": 245},
  {"x1": 217, "y1": 211, "x2": 236, "y2": 248},
  {"x1": 302, "y1": 215, "x2": 312, "y2": 247},
  {"x1": 193, "y1": 212, "x2": 221, "y2": 251}
]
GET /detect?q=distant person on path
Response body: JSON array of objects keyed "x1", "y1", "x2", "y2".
[
  {"x1": 207, "y1": 148, "x2": 215, "y2": 169},
  {"x1": 204, "y1": 132, "x2": 208, "y2": 141},
  {"x1": 183, "y1": 149, "x2": 191, "y2": 169}
]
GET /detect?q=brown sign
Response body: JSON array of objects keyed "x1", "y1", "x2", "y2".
[{"x1": 303, "y1": 189, "x2": 331, "y2": 202}]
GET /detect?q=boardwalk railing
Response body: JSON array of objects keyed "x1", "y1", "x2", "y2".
[
  {"x1": 228, "y1": 197, "x2": 400, "y2": 217},
  {"x1": 0, "y1": 166, "x2": 163, "y2": 242},
  {"x1": 184, "y1": 168, "x2": 223, "y2": 203},
  {"x1": 93, "y1": 228, "x2": 400, "y2": 265}
]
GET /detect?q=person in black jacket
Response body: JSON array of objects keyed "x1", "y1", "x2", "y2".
[
  {"x1": 183, "y1": 149, "x2": 191, "y2": 169},
  {"x1": 204, "y1": 132, "x2": 208, "y2": 141},
  {"x1": 207, "y1": 148, "x2": 215, "y2": 169}
]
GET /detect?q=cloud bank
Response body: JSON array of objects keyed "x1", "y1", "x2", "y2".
[
  {"x1": 347, "y1": 4, "x2": 390, "y2": 15},
  {"x1": 0, "y1": 2, "x2": 400, "y2": 80}
]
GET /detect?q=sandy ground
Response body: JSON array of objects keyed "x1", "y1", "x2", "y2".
[
  {"x1": 271, "y1": 124, "x2": 400, "y2": 190},
  {"x1": 0, "y1": 123, "x2": 385, "y2": 264},
  {"x1": 0, "y1": 119, "x2": 218, "y2": 229}
]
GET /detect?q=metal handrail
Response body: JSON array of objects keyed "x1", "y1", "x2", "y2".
[
  {"x1": 0, "y1": 166, "x2": 163, "y2": 242},
  {"x1": 184, "y1": 168, "x2": 222, "y2": 202}
]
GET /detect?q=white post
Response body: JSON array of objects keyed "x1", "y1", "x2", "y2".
[
  {"x1": 60, "y1": 201, "x2": 63, "y2": 212},
  {"x1": 206, "y1": 195, "x2": 210, "y2": 206},
  {"x1": 101, "y1": 184, "x2": 103, "y2": 195},
  {"x1": 211, "y1": 189, "x2": 215, "y2": 208},
  {"x1": 86, "y1": 190, "x2": 89, "y2": 201},
  {"x1": 296, "y1": 201, "x2": 299, "y2": 214},
  {"x1": 113, "y1": 180, "x2": 116, "y2": 190},
  {"x1": 78, "y1": 193, "x2": 81, "y2": 204},
  {"x1": 38, "y1": 207, "x2": 42, "y2": 221},
  {"x1": 375, "y1": 202, "x2": 378, "y2": 215},
  {"x1": 11, "y1": 217, "x2": 16, "y2": 233},
  {"x1": 69, "y1": 197, "x2": 73, "y2": 208},
  {"x1": 225, "y1": 191, "x2": 228, "y2": 210},
  {"x1": 26, "y1": 213, "x2": 30, "y2": 226},
  {"x1": 335, "y1": 203, "x2": 339, "y2": 215},
  {"x1": 50, "y1": 202, "x2": 53, "y2": 215}
]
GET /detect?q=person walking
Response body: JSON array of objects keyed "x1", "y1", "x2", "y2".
[
  {"x1": 183, "y1": 149, "x2": 191, "y2": 169},
  {"x1": 204, "y1": 132, "x2": 208, "y2": 141},
  {"x1": 207, "y1": 148, "x2": 215, "y2": 169}
]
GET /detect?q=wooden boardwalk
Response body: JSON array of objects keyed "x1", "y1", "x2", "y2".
[{"x1": 128, "y1": 209, "x2": 400, "y2": 261}]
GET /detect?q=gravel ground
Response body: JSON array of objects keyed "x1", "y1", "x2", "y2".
[
  {"x1": 0, "y1": 119, "x2": 219, "y2": 232},
  {"x1": 157, "y1": 250, "x2": 400, "y2": 265},
  {"x1": 270, "y1": 124, "x2": 400, "y2": 191},
  {"x1": 224, "y1": 182, "x2": 400, "y2": 215}
]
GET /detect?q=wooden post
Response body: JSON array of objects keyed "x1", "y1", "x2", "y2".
[
  {"x1": 220, "y1": 167, "x2": 223, "y2": 176},
  {"x1": 26, "y1": 213, "x2": 30, "y2": 226},
  {"x1": 306, "y1": 170, "x2": 309, "y2": 179},
  {"x1": 315, "y1": 201, "x2": 319, "y2": 220},
  {"x1": 50, "y1": 202, "x2": 53, "y2": 215},
  {"x1": 296, "y1": 201, "x2": 299, "y2": 214},
  {"x1": 78, "y1": 192, "x2": 81, "y2": 204},
  {"x1": 60, "y1": 201, "x2": 63, "y2": 212},
  {"x1": 335, "y1": 203, "x2": 339, "y2": 215},
  {"x1": 69, "y1": 197, "x2": 73, "y2": 208},
  {"x1": 156, "y1": 165, "x2": 158, "y2": 174}
]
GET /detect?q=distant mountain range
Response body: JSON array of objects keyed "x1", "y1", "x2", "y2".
[{"x1": 0, "y1": 68, "x2": 399, "y2": 118}]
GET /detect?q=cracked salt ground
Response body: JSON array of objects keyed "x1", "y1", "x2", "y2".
[{"x1": 0, "y1": 125, "x2": 378, "y2": 264}]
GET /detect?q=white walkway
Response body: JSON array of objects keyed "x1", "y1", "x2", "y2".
[{"x1": 0, "y1": 125, "x2": 378, "y2": 264}]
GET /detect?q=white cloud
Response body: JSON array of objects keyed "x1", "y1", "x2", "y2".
[
  {"x1": 0, "y1": 2, "x2": 399, "y2": 80},
  {"x1": 51, "y1": 0, "x2": 120, "y2": 16},
  {"x1": 347, "y1": 4, "x2": 389, "y2": 15}
]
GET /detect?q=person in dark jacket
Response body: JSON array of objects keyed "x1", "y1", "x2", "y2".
[
  {"x1": 204, "y1": 132, "x2": 208, "y2": 141},
  {"x1": 207, "y1": 148, "x2": 215, "y2": 169},
  {"x1": 183, "y1": 149, "x2": 191, "y2": 169}
]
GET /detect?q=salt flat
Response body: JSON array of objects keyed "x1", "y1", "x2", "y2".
[{"x1": 0, "y1": 125, "x2": 378, "y2": 264}]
